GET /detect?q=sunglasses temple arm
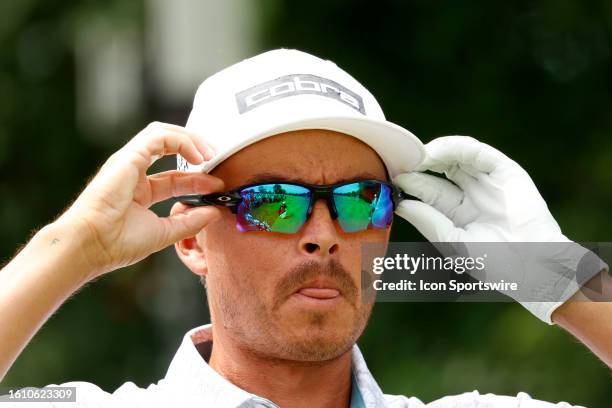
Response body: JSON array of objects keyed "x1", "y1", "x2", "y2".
[
  {"x1": 174, "y1": 195, "x2": 212, "y2": 206},
  {"x1": 394, "y1": 189, "x2": 421, "y2": 204},
  {"x1": 174, "y1": 193, "x2": 242, "y2": 208}
]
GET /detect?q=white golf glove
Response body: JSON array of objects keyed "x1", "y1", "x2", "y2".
[{"x1": 393, "y1": 136, "x2": 607, "y2": 324}]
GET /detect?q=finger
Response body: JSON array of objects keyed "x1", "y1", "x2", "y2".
[
  {"x1": 444, "y1": 163, "x2": 478, "y2": 190},
  {"x1": 458, "y1": 163, "x2": 483, "y2": 179},
  {"x1": 154, "y1": 122, "x2": 216, "y2": 160},
  {"x1": 78, "y1": 156, "x2": 141, "y2": 214},
  {"x1": 393, "y1": 172, "x2": 464, "y2": 219},
  {"x1": 139, "y1": 171, "x2": 225, "y2": 206},
  {"x1": 416, "y1": 136, "x2": 509, "y2": 175},
  {"x1": 91, "y1": 127, "x2": 205, "y2": 205},
  {"x1": 395, "y1": 199, "x2": 461, "y2": 242},
  {"x1": 122, "y1": 126, "x2": 206, "y2": 172},
  {"x1": 159, "y1": 205, "x2": 222, "y2": 247},
  {"x1": 143, "y1": 126, "x2": 205, "y2": 164}
]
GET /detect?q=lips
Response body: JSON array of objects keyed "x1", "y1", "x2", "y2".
[
  {"x1": 297, "y1": 287, "x2": 340, "y2": 299},
  {"x1": 294, "y1": 279, "x2": 341, "y2": 299}
]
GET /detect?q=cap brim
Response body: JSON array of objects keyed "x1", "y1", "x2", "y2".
[{"x1": 196, "y1": 115, "x2": 425, "y2": 179}]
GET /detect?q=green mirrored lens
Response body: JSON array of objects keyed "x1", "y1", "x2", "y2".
[
  {"x1": 333, "y1": 181, "x2": 382, "y2": 232},
  {"x1": 237, "y1": 184, "x2": 310, "y2": 233}
]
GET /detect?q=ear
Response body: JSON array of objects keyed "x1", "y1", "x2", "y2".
[{"x1": 170, "y1": 202, "x2": 209, "y2": 278}]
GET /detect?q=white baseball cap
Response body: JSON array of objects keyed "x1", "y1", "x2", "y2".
[{"x1": 178, "y1": 48, "x2": 425, "y2": 179}]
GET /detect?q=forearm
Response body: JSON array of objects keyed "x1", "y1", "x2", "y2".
[
  {"x1": 0, "y1": 219, "x2": 95, "y2": 381},
  {"x1": 551, "y1": 270, "x2": 612, "y2": 367},
  {"x1": 0, "y1": 122, "x2": 220, "y2": 383}
]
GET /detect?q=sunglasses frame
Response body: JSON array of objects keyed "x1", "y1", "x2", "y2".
[{"x1": 175, "y1": 179, "x2": 408, "y2": 222}]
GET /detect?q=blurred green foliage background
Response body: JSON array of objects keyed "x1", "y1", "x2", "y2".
[{"x1": 1, "y1": 0, "x2": 611, "y2": 406}]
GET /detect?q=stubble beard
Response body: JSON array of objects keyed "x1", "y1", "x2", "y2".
[{"x1": 213, "y1": 259, "x2": 374, "y2": 363}]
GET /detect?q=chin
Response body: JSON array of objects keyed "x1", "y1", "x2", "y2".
[
  {"x1": 272, "y1": 312, "x2": 364, "y2": 362},
  {"x1": 281, "y1": 329, "x2": 356, "y2": 362}
]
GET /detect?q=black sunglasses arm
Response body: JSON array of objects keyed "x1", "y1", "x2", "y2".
[
  {"x1": 392, "y1": 186, "x2": 419, "y2": 204},
  {"x1": 174, "y1": 192, "x2": 242, "y2": 209}
]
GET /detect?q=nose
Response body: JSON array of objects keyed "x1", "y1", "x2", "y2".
[{"x1": 298, "y1": 199, "x2": 340, "y2": 258}]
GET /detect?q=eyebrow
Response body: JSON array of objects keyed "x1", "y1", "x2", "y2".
[{"x1": 244, "y1": 171, "x2": 386, "y2": 185}]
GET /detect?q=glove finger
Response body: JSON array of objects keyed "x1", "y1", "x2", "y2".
[
  {"x1": 395, "y1": 199, "x2": 458, "y2": 242},
  {"x1": 416, "y1": 136, "x2": 509, "y2": 175},
  {"x1": 444, "y1": 164, "x2": 478, "y2": 191},
  {"x1": 458, "y1": 163, "x2": 484, "y2": 179},
  {"x1": 393, "y1": 172, "x2": 464, "y2": 219}
]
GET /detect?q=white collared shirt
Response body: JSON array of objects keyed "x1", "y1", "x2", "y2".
[{"x1": 9, "y1": 324, "x2": 584, "y2": 407}]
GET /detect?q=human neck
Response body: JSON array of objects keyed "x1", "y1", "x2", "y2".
[{"x1": 208, "y1": 326, "x2": 353, "y2": 408}]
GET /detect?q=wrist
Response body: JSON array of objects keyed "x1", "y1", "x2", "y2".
[{"x1": 34, "y1": 216, "x2": 105, "y2": 285}]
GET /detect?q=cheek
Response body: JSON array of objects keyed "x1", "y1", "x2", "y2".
[
  {"x1": 344, "y1": 228, "x2": 391, "y2": 286},
  {"x1": 203, "y1": 212, "x2": 291, "y2": 298}
]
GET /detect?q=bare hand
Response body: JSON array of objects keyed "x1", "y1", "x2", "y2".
[{"x1": 57, "y1": 122, "x2": 224, "y2": 279}]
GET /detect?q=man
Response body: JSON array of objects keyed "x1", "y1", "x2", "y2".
[
  {"x1": 278, "y1": 200, "x2": 288, "y2": 219},
  {"x1": 0, "y1": 49, "x2": 610, "y2": 407}
]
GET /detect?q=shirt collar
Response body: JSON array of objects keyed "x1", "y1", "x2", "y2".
[{"x1": 163, "y1": 324, "x2": 388, "y2": 408}]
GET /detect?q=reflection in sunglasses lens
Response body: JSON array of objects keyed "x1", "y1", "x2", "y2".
[
  {"x1": 333, "y1": 182, "x2": 393, "y2": 232},
  {"x1": 237, "y1": 184, "x2": 310, "y2": 233}
]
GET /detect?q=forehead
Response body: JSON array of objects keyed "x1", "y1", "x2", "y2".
[{"x1": 211, "y1": 129, "x2": 388, "y2": 189}]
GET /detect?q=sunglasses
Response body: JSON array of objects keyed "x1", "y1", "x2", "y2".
[{"x1": 175, "y1": 179, "x2": 407, "y2": 234}]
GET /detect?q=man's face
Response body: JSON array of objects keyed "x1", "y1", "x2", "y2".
[{"x1": 185, "y1": 129, "x2": 391, "y2": 362}]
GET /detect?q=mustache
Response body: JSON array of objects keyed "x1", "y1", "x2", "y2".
[{"x1": 273, "y1": 259, "x2": 359, "y2": 308}]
